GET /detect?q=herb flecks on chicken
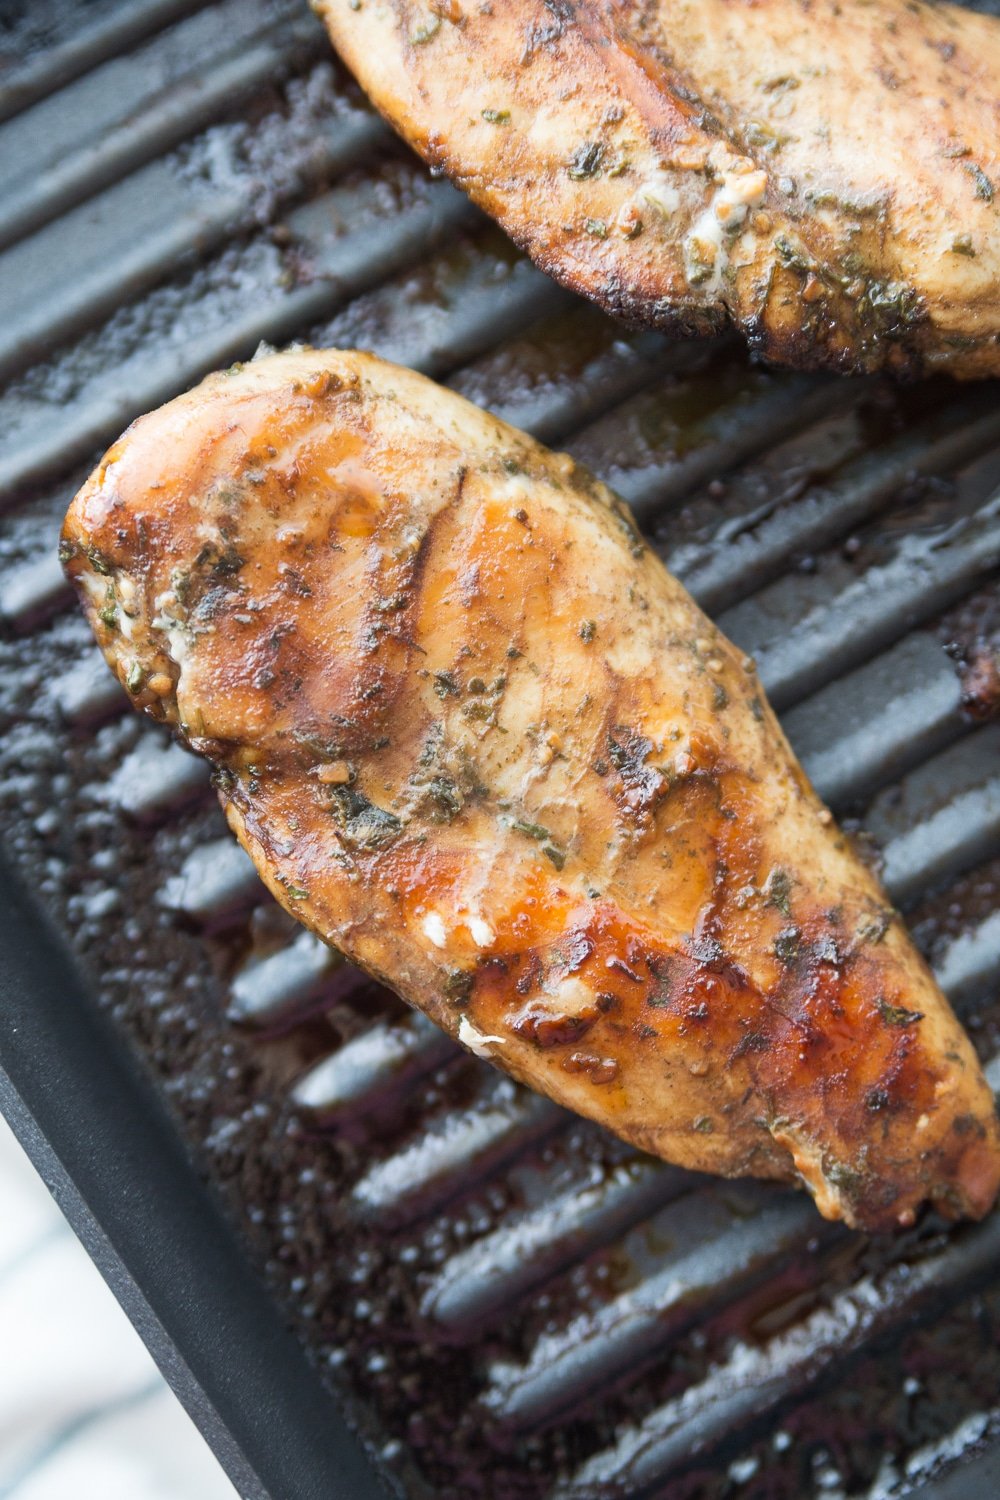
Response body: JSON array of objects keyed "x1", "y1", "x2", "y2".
[
  {"x1": 313, "y1": 0, "x2": 1000, "y2": 377},
  {"x1": 62, "y1": 350, "x2": 1000, "y2": 1231}
]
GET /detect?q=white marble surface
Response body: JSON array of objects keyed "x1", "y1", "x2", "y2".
[{"x1": 0, "y1": 1112, "x2": 237, "y2": 1500}]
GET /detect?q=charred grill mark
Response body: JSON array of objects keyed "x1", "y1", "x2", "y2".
[
  {"x1": 605, "y1": 723, "x2": 668, "y2": 823},
  {"x1": 464, "y1": 869, "x2": 954, "y2": 1211},
  {"x1": 327, "y1": 492, "x2": 460, "y2": 756}
]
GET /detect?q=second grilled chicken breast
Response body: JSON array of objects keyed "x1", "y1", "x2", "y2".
[
  {"x1": 62, "y1": 349, "x2": 1000, "y2": 1231},
  {"x1": 314, "y1": 0, "x2": 1000, "y2": 377}
]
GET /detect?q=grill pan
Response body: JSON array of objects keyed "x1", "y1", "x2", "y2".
[{"x1": 1, "y1": 3, "x2": 999, "y2": 1498}]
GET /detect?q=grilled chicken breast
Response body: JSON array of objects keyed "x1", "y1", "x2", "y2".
[
  {"x1": 313, "y1": 0, "x2": 1000, "y2": 378},
  {"x1": 62, "y1": 349, "x2": 1000, "y2": 1230}
]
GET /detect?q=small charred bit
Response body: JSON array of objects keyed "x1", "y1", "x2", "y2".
[
  {"x1": 607, "y1": 955, "x2": 643, "y2": 983},
  {"x1": 61, "y1": 347, "x2": 1000, "y2": 1233},
  {"x1": 511, "y1": 1007, "x2": 598, "y2": 1048},
  {"x1": 773, "y1": 927, "x2": 801, "y2": 964},
  {"x1": 551, "y1": 930, "x2": 594, "y2": 974},
  {"x1": 442, "y1": 968, "x2": 474, "y2": 1005},
  {"x1": 562, "y1": 1052, "x2": 619, "y2": 1083},
  {"x1": 408, "y1": 727, "x2": 486, "y2": 822},
  {"x1": 196, "y1": 541, "x2": 246, "y2": 578},
  {"x1": 959, "y1": 650, "x2": 1000, "y2": 722},
  {"x1": 329, "y1": 785, "x2": 403, "y2": 848}
]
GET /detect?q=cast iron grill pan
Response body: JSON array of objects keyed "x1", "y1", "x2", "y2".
[{"x1": 1, "y1": 3, "x2": 999, "y2": 1497}]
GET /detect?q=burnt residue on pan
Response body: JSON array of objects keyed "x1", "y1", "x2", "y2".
[{"x1": 943, "y1": 589, "x2": 1000, "y2": 723}]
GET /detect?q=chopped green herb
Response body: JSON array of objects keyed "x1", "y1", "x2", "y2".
[
  {"x1": 330, "y1": 786, "x2": 402, "y2": 848},
  {"x1": 878, "y1": 997, "x2": 923, "y2": 1027},
  {"x1": 98, "y1": 586, "x2": 118, "y2": 629},
  {"x1": 481, "y1": 108, "x2": 510, "y2": 124},
  {"x1": 170, "y1": 567, "x2": 191, "y2": 604},
  {"x1": 567, "y1": 141, "x2": 605, "y2": 179},
  {"x1": 585, "y1": 217, "x2": 608, "y2": 239},
  {"x1": 966, "y1": 163, "x2": 995, "y2": 202},
  {"x1": 542, "y1": 844, "x2": 566, "y2": 871},
  {"x1": 826, "y1": 1161, "x2": 862, "y2": 1195},
  {"x1": 774, "y1": 233, "x2": 814, "y2": 275},
  {"x1": 125, "y1": 662, "x2": 146, "y2": 694},
  {"x1": 685, "y1": 243, "x2": 715, "y2": 286},
  {"x1": 426, "y1": 776, "x2": 462, "y2": 822},
  {"x1": 858, "y1": 278, "x2": 923, "y2": 334},
  {"x1": 85, "y1": 545, "x2": 112, "y2": 576},
  {"x1": 286, "y1": 885, "x2": 310, "y2": 901},
  {"x1": 744, "y1": 119, "x2": 787, "y2": 153},
  {"x1": 442, "y1": 968, "x2": 474, "y2": 1004},
  {"x1": 951, "y1": 234, "x2": 976, "y2": 257},
  {"x1": 761, "y1": 72, "x2": 799, "y2": 94},
  {"x1": 433, "y1": 670, "x2": 460, "y2": 698},
  {"x1": 693, "y1": 1115, "x2": 714, "y2": 1134},
  {"x1": 858, "y1": 910, "x2": 893, "y2": 945},
  {"x1": 410, "y1": 15, "x2": 440, "y2": 43},
  {"x1": 510, "y1": 817, "x2": 551, "y2": 841},
  {"x1": 764, "y1": 867, "x2": 793, "y2": 916},
  {"x1": 579, "y1": 619, "x2": 596, "y2": 643}
]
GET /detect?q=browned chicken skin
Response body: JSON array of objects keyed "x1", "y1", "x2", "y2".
[
  {"x1": 62, "y1": 349, "x2": 1000, "y2": 1230},
  {"x1": 313, "y1": 0, "x2": 1000, "y2": 377}
]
